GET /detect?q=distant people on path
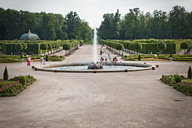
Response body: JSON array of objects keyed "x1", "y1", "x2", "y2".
[
  {"x1": 105, "y1": 57, "x2": 108, "y2": 64},
  {"x1": 100, "y1": 57, "x2": 104, "y2": 64},
  {"x1": 100, "y1": 48, "x2": 103, "y2": 55},
  {"x1": 108, "y1": 54, "x2": 111, "y2": 62},
  {"x1": 40, "y1": 56, "x2": 44, "y2": 65},
  {"x1": 27, "y1": 56, "x2": 31, "y2": 66},
  {"x1": 21, "y1": 55, "x2": 23, "y2": 63},
  {"x1": 113, "y1": 57, "x2": 118, "y2": 65},
  {"x1": 103, "y1": 49, "x2": 106, "y2": 57}
]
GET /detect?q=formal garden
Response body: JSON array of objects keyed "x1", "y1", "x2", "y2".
[
  {"x1": 0, "y1": 6, "x2": 191, "y2": 97},
  {"x1": 100, "y1": 39, "x2": 192, "y2": 62},
  {"x1": 0, "y1": 67, "x2": 36, "y2": 97},
  {"x1": 0, "y1": 39, "x2": 84, "y2": 63}
]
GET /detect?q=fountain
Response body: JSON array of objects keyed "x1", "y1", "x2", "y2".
[
  {"x1": 88, "y1": 28, "x2": 103, "y2": 69},
  {"x1": 93, "y1": 28, "x2": 98, "y2": 63},
  {"x1": 34, "y1": 28, "x2": 153, "y2": 73}
]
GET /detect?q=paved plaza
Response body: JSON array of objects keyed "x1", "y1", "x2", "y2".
[{"x1": 0, "y1": 45, "x2": 192, "y2": 128}]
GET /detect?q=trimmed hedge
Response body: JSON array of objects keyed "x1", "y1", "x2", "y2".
[
  {"x1": 1, "y1": 40, "x2": 81, "y2": 55},
  {"x1": 100, "y1": 39, "x2": 191, "y2": 54}
]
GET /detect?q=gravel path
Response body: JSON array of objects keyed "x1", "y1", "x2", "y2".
[{"x1": 0, "y1": 45, "x2": 192, "y2": 128}]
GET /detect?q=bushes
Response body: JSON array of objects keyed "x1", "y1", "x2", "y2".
[
  {"x1": 0, "y1": 75, "x2": 36, "y2": 97},
  {"x1": 63, "y1": 43, "x2": 72, "y2": 50},
  {"x1": 134, "y1": 42, "x2": 142, "y2": 52},
  {"x1": 101, "y1": 39, "x2": 185, "y2": 54},
  {"x1": 19, "y1": 76, "x2": 26, "y2": 85},
  {"x1": 161, "y1": 74, "x2": 192, "y2": 96},
  {"x1": 0, "y1": 84, "x2": 26, "y2": 97},
  {"x1": 14, "y1": 43, "x2": 23, "y2": 55},
  {"x1": 40, "y1": 43, "x2": 48, "y2": 55},
  {"x1": 174, "y1": 75, "x2": 182, "y2": 83},
  {"x1": 1, "y1": 40, "x2": 80, "y2": 55},
  {"x1": 173, "y1": 83, "x2": 192, "y2": 96}
]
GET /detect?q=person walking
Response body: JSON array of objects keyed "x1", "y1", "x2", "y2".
[
  {"x1": 100, "y1": 48, "x2": 103, "y2": 55},
  {"x1": 100, "y1": 57, "x2": 104, "y2": 64},
  {"x1": 103, "y1": 49, "x2": 106, "y2": 57},
  {"x1": 108, "y1": 54, "x2": 111, "y2": 62},
  {"x1": 40, "y1": 56, "x2": 44, "y2": 65},
  {"x1": 27, "y1": 56, "x2": 31, "y2": 66}
]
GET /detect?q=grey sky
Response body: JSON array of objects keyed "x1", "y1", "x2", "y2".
[{"x1": 0, "y1": 0, "x2": 192, "y2": 28}]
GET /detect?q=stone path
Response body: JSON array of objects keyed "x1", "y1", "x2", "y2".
[{"x1": 0, "y1": 45, "x2": 192, "y2": 128}]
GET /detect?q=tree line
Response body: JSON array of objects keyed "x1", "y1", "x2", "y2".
[
  {"x1": 98, "y1": 5, "x2": 192, "y2": 39},
  {"x1": 0, "y1": 8, "x2": 92, "y2": 41}
]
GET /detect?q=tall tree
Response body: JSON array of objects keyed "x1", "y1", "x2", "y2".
[
  {"x1": 98, "y1": 10, "x2": 121, "y2": 39},
  {"x1": 124, "y1": 8, "x2": 140, "y2": 39},
  {"x1": 169, "y1": 6, "x2": 187, "y2": 39},
  {"x1": 39, "y1": 12, "x2": 56, "y2": 40},
  {"x1": 65, "y1": 11, "x2": 81, "y2": 39}
]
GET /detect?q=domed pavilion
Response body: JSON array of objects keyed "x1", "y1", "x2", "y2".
[{"x1": 20, "y1": 30, "x2": 40, "y2": 40}]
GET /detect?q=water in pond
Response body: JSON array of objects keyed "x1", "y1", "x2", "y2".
[{"x1": 48, "y1": 65, "x2": 147, "y2": 71}]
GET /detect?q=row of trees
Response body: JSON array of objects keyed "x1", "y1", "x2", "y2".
[
  {"x1": 98, "y1": 5, "x2": 192, "y2": 39},
  {"x1": 0, "y1": 8, "x2": 92, "y2": 41},
  {"x1": 12, "y1": 40, "x2": 81, "y2": 56}
]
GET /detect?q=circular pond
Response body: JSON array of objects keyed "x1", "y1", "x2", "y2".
[{"x1": 35, "y1": 62, "x2": 153, "y2": 73}]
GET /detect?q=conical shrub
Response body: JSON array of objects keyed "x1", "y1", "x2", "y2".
[
  {"x1": 3, "y1": 66, "x2": 8, "y2": 80},
  {"x1": 188, "y1": 66, "x2": 191, "y2": 79}
]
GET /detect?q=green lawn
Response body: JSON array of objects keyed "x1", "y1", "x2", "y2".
[
  {"x1": 183, "y1": 79, "x2": 192, "y2": 83},
  {"x1": 0, "y1": 80, "x2": 17, "y2": 85}
]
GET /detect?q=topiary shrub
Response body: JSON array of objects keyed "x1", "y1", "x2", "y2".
[
  {"x1": 157, "y1": 42, "x2": 167, "y2": 54},
  {"x1": 181, "y1": 42, "x2": 189, "y2": 54},
  {"x1": 46, "y1": 55, "x2": 48, "y2": 61},
  {"x1": 134, "y1": 42, "x2": 142, "y2": 54},
  {"x1": 138, "y1": 54, "x2": 141, "y2": 61},
  {"x1": 174, "y1": 75, "x2": 182, "y2": 83},
  {"x1": 19, "y1": 76, "x2": 26, "y2": 85},
  {"x1": 188, "y1": 66, "x2": 191, "y2": 79},
  {"x1": 40, "y1": 43, "x2": 48, "y2": 56},
  {"x1": 15, "y1": 43, "x2": 23, "y2": 55},
  {"x1": 3, "y1": 66, "x2": 8, "y2": 80}
]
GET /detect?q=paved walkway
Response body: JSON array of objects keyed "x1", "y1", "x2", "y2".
[{"x1": 0, "y1": 45, "x2": 192, "y2": 128}]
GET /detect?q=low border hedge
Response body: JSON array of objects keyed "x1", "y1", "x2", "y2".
[
  {"x1": 160, "y1": 74, "x2": 192, "y2": 96},
  {"x1": 0, "y1": 75, "x2": 36, "y2": 97}
]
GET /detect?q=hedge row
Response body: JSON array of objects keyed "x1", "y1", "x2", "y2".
[
  {"x1": 0, "y1": 40, "x2": 81, "y2": 55},
  {"x1": 100, "y1": 39, "x2": 192, "y2": 54},
  {"x1": 100, "y1": 40, "x2": 124, "y2": 51}
]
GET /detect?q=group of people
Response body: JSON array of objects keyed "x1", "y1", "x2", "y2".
[
  {"x1": 22, "y1": 55, "x2": 45, "y2": 66},
  {"x1": 100, "y1": 47, "x2": 118, "y2": 65}
]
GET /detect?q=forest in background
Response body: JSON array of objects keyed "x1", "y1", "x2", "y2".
[
  {"x1": 98, "y1": 5, "x2": 192, "y2": 40},
  {"x1": 0, "y1": 8, "x2": 92, "y2": 41}
]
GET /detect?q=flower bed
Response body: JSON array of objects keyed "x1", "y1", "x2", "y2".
[
  {"x1": 160, "y1": 74, "x2": 192, "y2": 96},
  {"x1": 0, "y1": 75, "x2": 36, "y2": 97}
]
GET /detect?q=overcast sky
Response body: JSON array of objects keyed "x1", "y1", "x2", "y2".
[{"x1": 1, "y1": 0, "x2": 192, "y2": 28}]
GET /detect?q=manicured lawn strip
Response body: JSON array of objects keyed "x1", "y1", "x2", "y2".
[
  {"x1": 0, "y1": 80, "x2": 17, "y2": 85},
  {"x1": 183, "y1": 79, "x2": 192, "y2": 83},
  {"x1": 122, "y1": 54, "x2": 192, "y2": 61},
  {"x1": 0, "y1": 55, "x2": 65, "y2": 63}
]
